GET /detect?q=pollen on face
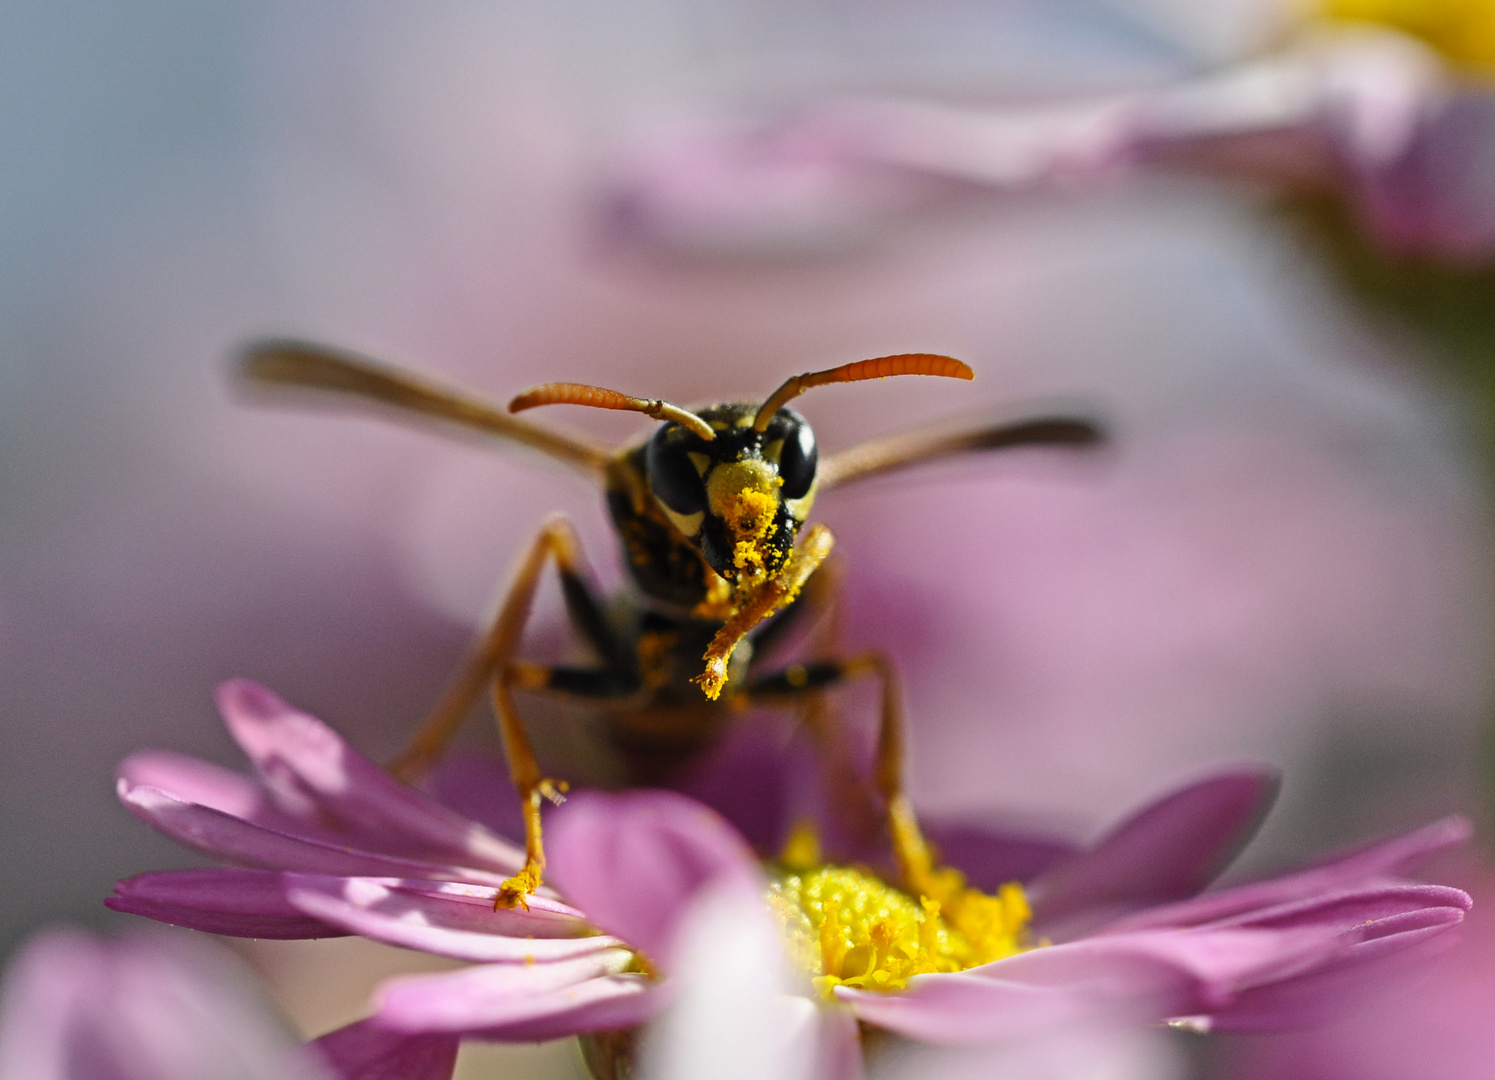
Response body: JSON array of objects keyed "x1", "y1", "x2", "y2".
[
  {"x1": 721, "y1": 487, "x2": 779, "y2": 574},
  {"x1": 765, "y1": 864, "x2": 1032, "y2": 998}
]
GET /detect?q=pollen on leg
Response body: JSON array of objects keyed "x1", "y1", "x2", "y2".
[
  {"x1": 765, "y1": 864, "x2": 1033, "y2": 998},
  {"x1": 496, "y1": 865, "x2": 542, "y2": 911}
]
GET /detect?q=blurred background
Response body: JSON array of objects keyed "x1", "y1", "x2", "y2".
[{"x1": 3, "y1": 0, "x2": 1494, "y2": 1077}]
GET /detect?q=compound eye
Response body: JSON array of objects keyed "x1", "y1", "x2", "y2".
[
  {"x1": 646, "y1": 426, "x2": 708, "y2": 515},
  {"x1": 777, "y1": 420, "x2": 817, "y2": 500}
]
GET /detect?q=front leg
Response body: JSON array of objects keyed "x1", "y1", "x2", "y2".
[
  {"x1": 693, "y1": 524, "x2": 835, "y2": 700},
  {"x1": 388, "y1": 515, "x2": 610, "y2": 908}
]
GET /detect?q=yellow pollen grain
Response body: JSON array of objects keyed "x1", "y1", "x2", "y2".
[{"x1": 765, "y1": 865, "x2": 1032, "y2": 998}]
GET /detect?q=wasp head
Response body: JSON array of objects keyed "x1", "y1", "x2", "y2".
[
  {"x1": 507, "y1": 354, "x2": 972, "y2": 588},
  {"x1": 646, "y1": 403, "x2": 818, "y2": 586}
]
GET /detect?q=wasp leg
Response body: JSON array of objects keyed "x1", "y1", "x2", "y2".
[
  {"x1": 695, "y1": 524, "x2": 835, "y2": 700},
  {"x1": 386, "y1": 516, "x2": 617, "y2": 907},
  {"x1": 389, "y1": 516, "x2": 617, "y2": 782},
  {"x1": 493, "y1": 661, "x2": 646, "y2": 908},
  {"x1": 746, "y1": 655, "x2": 945, "y2": 900}
]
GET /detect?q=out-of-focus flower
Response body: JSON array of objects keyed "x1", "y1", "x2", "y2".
[
  {"x1": 0, "y1": 926, "x2": 456, "y2": 1080},
  {"x1": 606, "y1": 10, "x2": 1495, "y2": 263},
  {"x1": 0, "y1": 928, "x2": 325, "y2": 1080}
]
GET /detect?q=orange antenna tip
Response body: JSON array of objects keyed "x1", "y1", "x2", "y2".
[
  {"x1": 508, "y1": 382, "x2": 715, "y2": 440},
  {"x1": 754, "y1": 353, "x2": 974, "y2": 430}
]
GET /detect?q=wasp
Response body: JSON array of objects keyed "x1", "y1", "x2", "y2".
[{"x1": 239, "y1": 342, "x2": 1102, "y2": 906}]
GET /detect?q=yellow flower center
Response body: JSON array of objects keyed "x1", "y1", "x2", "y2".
[
  {"x1": 1319, "y1": 0, "x2": 1495, "y2": 69},
  {"x1": 766, "y1": 864, "x2": 1032, "y2": 998}
]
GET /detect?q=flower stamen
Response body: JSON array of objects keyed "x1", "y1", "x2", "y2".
[{"x1": 767, "y1": 863, "x2": 1032, "y2": 998}]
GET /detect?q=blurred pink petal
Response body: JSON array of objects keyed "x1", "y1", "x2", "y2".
[
  {"x1": 609, "y1": 28, "x2": 1495, "y2": 261},
  {"x1": 637, "y1": 882, "x2": 830, "y2": 1080},
  {"x1": 1111, "y1": 816, "x2": 1473, "y2": 931},
  {"x1": 544, "y1": 788, "x2": 765, "y2": 967},
  {"x1": 833, "y1": 973, "x2": 1095, "y2": 1045},
  {"x1": 1220, "y1": 866, "x2": 1495, "y2": 1075},
  {"x1": 1031, "y1": 766, "x2": 1280, "y2": 928},
  {"x1": 309, "y1": 1021, "x2": 457, "y2": 1080},
  {"x1": 0, "y1": 929, "x2": 329, "y2": 1080},
  {"x1": 846, "y1": 924, "x2": 1345, "y2": 1044},
  {"x1": 1351, "y1": 88, "x2": 1495, "y2": 260},
  {"x1": 917, "y1": 819, "x2": 1077, "y2": 894}
]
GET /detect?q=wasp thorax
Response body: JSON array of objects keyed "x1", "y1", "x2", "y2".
[{"x1": 645, "y1": 405, "x2": 817, "y2": 584}]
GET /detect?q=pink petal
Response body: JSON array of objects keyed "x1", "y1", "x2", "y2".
[
  {"x1": 117, "y1": 779, "x2": 506, "y2": 884},
  {"x1": 0, "y1": 929, "x2": 329, "y2": 1080},
  {"x1": 836, "y1": 975, "x2": 1089, "y2": 1044},
  {"x1": 1109, "y1": 817, "x2": 1472, "y2": 932},
  {"x1": 918, "y1": 818, "x2": 1075, "y2": 891},
  {"x1": 1207, "y1": 909, "x2": 1467, "y2": 1032},
  {"x1": 310, "y1": 1019, "x2": 458, "y2": 1080},
  {"x1": 217, "y1": 680, "x2": 522, "y2": 874},
  {"x1": 546, "y1": 790, "x2": 763, "y2": 966},
  {"x1": 374, "y1": 958, "x2": 659, "y2": 1039},
  {"x1": 989, "y1": 927, "x2": 1346, "y2": 1004},
  {"x1": 119, "y1": 752, "x2": 282, "y2": 825},
  {"x1": 1199, "y1": 882, "x2": 1469, "y2": 1030},
  {"x1": 1031, "y1": 767, "x2": 1278, "y2": 930},
  {"x1": 815, "y1": 1007, "x2": 865, "y2": 1080},
  {"x1": 464, "y1": 976, "x2": 661, "y2": 1042},
  {"x1": 844, "y1": 924, "x2": 1349, "y2": 1044},
  {"x1": 117, "y1": 751, "x2": 389, "y2": 852},
  {"x1": 637, "y1": 879, "x2": 821, "y2": 1080},
  {"x1": 282, "y1": 875, "x2": 620, "y2": 962},
  {"x1": 1201, "y1": 883, "x2": 1472, "y2": 934},
  {"x1": 107, "y1": 870, "x2": 343, "y2": 939}
]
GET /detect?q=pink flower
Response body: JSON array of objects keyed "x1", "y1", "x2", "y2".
[
  {"x1": 522, "y1": 789, "x2": 1469, "y2": 1058},
  {"x1": 111, "y1": 679, "x2": 1471, "y2": 1073},
  {"x1": 0, "y1": 927, "x2": 456, "y2": 1080}
]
